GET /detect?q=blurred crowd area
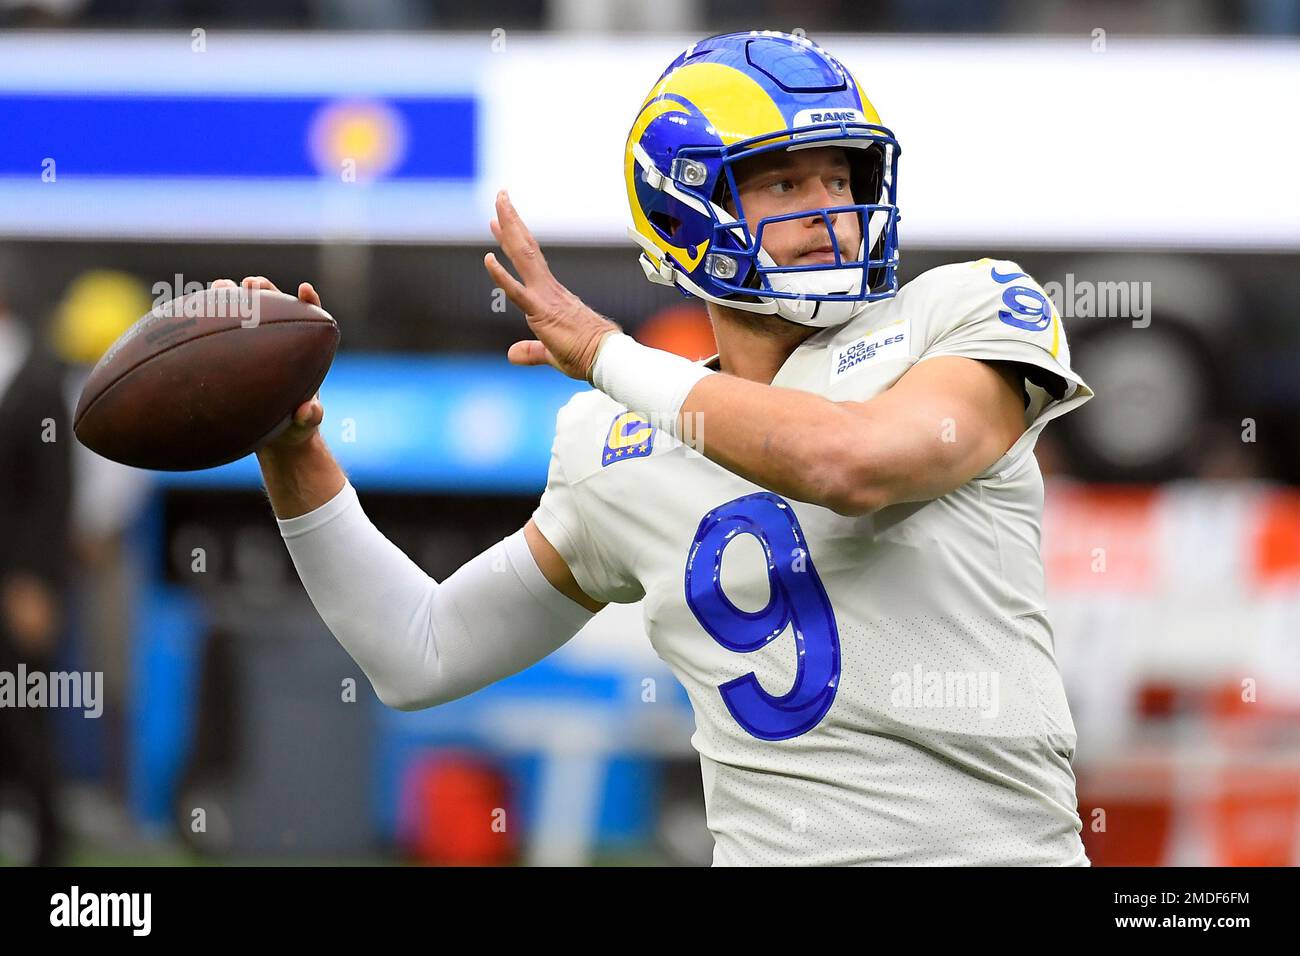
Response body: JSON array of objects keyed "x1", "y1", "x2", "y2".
[{"x1": 3, "y1": 0, "x2": 1300, "y2": 34}]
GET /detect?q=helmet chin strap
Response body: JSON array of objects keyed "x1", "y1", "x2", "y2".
[{"x1": 761, "y1": 234, "x2": 867, "y2": 327}]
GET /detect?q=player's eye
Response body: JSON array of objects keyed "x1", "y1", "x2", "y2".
[
  {"x1": 828, "y1": 176, "x2": 850, "y2": 193},
  {"x1": 768, "y1": 179, "x2": 794, "y2": 194}
]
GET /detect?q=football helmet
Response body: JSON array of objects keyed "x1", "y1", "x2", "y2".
[{"x1": 624, "y1": 30, "x2": 901, "y2": 328}]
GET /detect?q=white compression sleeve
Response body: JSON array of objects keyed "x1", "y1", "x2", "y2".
[{"x1": 275, "y1": 481, "x2": 597, "y2": 711}]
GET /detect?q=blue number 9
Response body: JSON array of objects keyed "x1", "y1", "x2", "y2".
[
  {"x1": 998, "y1": 285, "x2": 1052, "y2": 332},
  {"x1": 684, "y1": 492, "x2": 840, "y2": 741}
]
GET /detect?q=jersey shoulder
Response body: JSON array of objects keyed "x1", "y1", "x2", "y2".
[
  {"x1": 535, "y1": 387, "x2": 650, "y2": 606},
  {"x1": 554, "y1": 386, "x2": 623, "y2": 436},
  {"x1": 900, "y1": 257, "x2": 1081, "y2": 387},
  {"x1": 550, "y1": 386, "x2": 662, "y2": 486},
  {"x1": 898, "y1": 257, "x2": 1044, "y2": 336},
  {"x1": 826, "y1": 258, "x2": 1044, "y2": 357},
  {"x1": 897, "y1": 258, "x2": 1095, "y2": 479}
]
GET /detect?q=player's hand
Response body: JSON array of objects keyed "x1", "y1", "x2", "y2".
[
  {"x1": 483, "y1": 190, "x2": 622, "y2": 382},
  {"x1": 209, "y1": 275, "x2": 323, "y2": 309},
  {"x1": 264, "y1": 391, "x2": 324, "y2": 451},
  {"x1": 210, "y1": 276, "x2": 326, "y2": 452}
]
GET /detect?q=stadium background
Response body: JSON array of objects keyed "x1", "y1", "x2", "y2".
[{"x1": 1, "y1": 1, "x2": 1299, "y2": 866}]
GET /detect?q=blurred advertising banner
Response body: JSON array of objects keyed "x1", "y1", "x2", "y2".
[
  {"x1": 1, "y1": 33, "x2": 1298, "y2": 247},
  {"x1": 1044, "y1": 482, "x2": 1300, "y2": 866}
]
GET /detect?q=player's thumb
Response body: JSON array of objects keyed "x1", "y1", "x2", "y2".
[
  {"x1": 294, "y1": 393, "x2": 324, "y2": 428},
  {"x1": 507, "y1": 340, "x2": 552, "y2": 368}
]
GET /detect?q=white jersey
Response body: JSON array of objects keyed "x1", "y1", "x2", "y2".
[{"x1": 531, "y1": 259, "x2": 1095, "y2": 865}]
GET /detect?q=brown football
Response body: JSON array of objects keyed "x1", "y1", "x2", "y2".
[{"x1": 74, "y1": 287, "x2": 339, "y2": 471}]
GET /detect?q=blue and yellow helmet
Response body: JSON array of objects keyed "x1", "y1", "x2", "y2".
[{"x1": 625, "y1": 30, "x2": 901, "y2": 328}]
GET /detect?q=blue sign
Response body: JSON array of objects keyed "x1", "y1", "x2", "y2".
[
  {"x1": 155, "y1": 353, "x2": 589, "y2": 492},
  {"x1": 0, "y1": 92, "x2": 475, "y2": 181}
]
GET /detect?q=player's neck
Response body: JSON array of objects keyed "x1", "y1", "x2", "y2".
[{"x1": 706, "y1": 302, "x2": 820, "y2": 385}]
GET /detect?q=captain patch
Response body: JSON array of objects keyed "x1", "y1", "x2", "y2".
[{"x1": 602, "y1": 411, "x2": 655, "y2": 466}]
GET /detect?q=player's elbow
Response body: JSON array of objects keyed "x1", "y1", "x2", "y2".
[
  {"x1": 375, "y1": 669, "x2": 485, "y2": 711},
  {"x1": 823, "y1": 484, "x2": 888, "y2": 518},
  {"x1": 818, "y1": 448, "x2": 891, "y2": 518},
  {"x1": 375, "y1": 685, "x2": 426, "y2": 712},
  {"x1": 374, "y1": 679, "x2": 449, "y2": 712}
]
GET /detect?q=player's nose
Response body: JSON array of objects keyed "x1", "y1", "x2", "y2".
[
  {"x1": 802, "y1": 205, "x2": 838, "y2": 240},
  {"x1": 804, "y1": 182, "x2": 841, "y2": 224}
]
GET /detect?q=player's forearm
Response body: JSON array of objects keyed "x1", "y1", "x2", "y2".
[
  {"x1": 678, "y1": 373, "x2": 887, "y2": 515},
  {"x1": 678, "y1": 358, "x2": 1024, "y2": 515},
  {"x1": 589, "y1": 333, "x2": 949, "y2": 515},
  {"x1": 256, "y1": 432, "x2": 347, "y2": 519},
  {"x1": 276, "y1": 482, "x2": 595, "y2": 710},
  {"x1": 276, "y1": 482, "x2": 446, "y2": 708}
]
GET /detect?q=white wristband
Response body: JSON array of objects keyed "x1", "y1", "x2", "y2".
[{"x1": 589, "y1": 332, "x2": 712, "y2": 434}]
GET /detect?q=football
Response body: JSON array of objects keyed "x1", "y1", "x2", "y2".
[{"x1": 73, "y1": 287, "x2": 339, "y2": 471}]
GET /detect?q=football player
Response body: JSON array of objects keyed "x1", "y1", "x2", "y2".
[{"x1": 239, "y1": 30, "x2": 1094, "y2": 865}]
